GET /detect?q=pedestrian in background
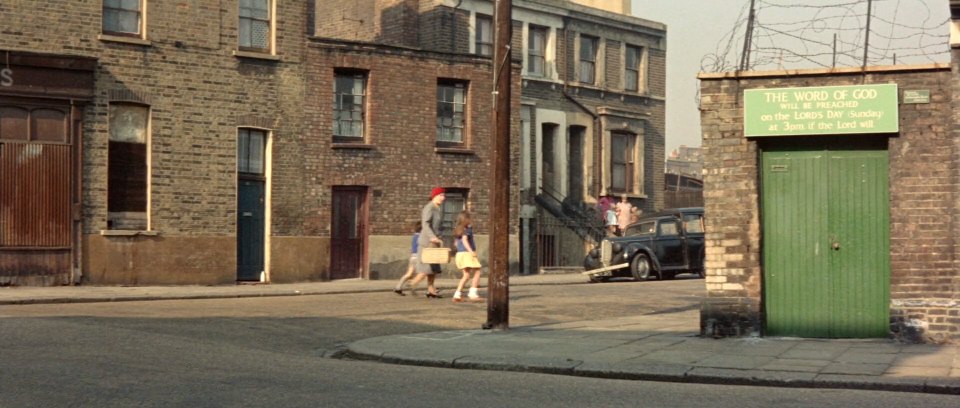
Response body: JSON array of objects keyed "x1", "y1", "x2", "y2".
[
  {"x1": 597, "y1": 195, "x2": 614, "y2": 221},
  {"x1": 452, "y1": 211, "x2": 482, "y2": 303},
  {"x1": 630, "y1": 207, "x2": 642, "y2": 224},
  {"x1": 616, "y1": 194, "x2": 634, "y2": 232},
  {"x1": 408, "y1": 187, "x2": 445, "y2": 298},
  {"x1": 393, "y1": 221, "x2": 421, "y2": 296},
  {"x1": 605, "y1": 205, "x2": 619, "y2": 237}
]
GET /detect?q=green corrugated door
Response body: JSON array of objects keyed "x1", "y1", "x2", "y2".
[{"x1": 762, "y1": 142, "x2": 889, "y2": 338}]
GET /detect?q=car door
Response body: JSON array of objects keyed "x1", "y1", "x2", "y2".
[
  {"x1": 682, "y1": 212, "x2": 705, "y2": 270},
  {"x1": 654, "y1": 219, "x2": 685, "y2": 268}
]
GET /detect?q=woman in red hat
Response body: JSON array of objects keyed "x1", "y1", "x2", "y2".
[{"x1": 407, "y1": 187, "x2": 446, "y2": 298}]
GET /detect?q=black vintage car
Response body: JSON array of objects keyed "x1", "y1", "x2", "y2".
[{"x1": 583, "y1": 207, "x2": 705, "y2": 282}]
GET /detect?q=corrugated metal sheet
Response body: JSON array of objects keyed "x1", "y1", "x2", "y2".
[
  {"x1": 0, "y1": 249, "x2": 70, "y2": 285},
  {"x1": 762, "y1": 145, "x2": 889, "y2": 338},
  {"x1": 0, "y1": 143, "x2": 71, "y2": 247}
]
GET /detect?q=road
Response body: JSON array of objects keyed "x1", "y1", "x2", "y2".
[{"x1": 1, "y1": 277, "x2": 956, "y2": 407}]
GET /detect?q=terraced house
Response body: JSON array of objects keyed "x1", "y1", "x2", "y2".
[
  {"x1": 0, "y1": 0, "x2": 520, "y2": 286},
  {"x1": 0, "y1": 1, "x2": 307, "y2": 286},
  {"x1": 385, "y1": 0, "x2": 667, "y2": 273},
  {"x1": 1, "y1": 0, "x2": 660, "y2": 286}
]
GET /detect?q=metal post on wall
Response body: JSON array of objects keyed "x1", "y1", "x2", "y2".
[{"x1": 484, "y1": 0, "x2": 512, "y2": 330}]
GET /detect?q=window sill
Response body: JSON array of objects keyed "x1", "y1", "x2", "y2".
[
  {"x1": 100, "y1": 230, "x2": 158, "y2": 237},
  {"x1": 332, "y1": 143, "x2": 375, "y2": 150},
  {"x1": 605, "y1": 192, "x2": 648, "y2": 200},
  {"x1": 98, "y1": 34, "x2": 152, "y2": 47},
  {"x1": 435, "y1": 147, "x2": 475, "y2": 155},
  {"x1": 233, "y1": 50, "x2": 281, "y2": 61}
]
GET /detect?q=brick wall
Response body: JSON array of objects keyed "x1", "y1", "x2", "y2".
[
  {"x1": 699, "y1": 66, "x2": 958, "y2": 343},
  {"x1": 301, "y1": 39, "x2": 522, "y2": 278},
  {"x1": 314, "y1": 0, "x2": 419, "y2": 47},
  {"x1": 0, "y1": 1, "x2": 307, "y2": 285}
]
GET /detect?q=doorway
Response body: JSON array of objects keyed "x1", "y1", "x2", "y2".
[
  {"x1": 330, "y1": 186, "x2": 367, "y2": 280},
  {"x1": 761, "y1": 137, "x2": 890, "y2": 338},
  {"x1": 236, "y1": 128, "x2": 267, "y2": 281}
]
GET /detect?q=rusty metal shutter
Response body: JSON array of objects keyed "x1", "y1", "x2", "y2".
[{"x1": 0, "y1": 143, "x2": 72, "y2": 247}]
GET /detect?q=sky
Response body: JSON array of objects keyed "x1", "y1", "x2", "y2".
[{"x1": 631, "y1": 0, "x2": 951, "y2": 156}]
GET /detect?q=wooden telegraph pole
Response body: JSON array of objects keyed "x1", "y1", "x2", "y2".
[{"x1": 484, "y1": 0, "x2": 512, "y2": 330}]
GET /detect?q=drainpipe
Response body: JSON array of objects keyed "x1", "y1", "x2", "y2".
[{"x1": 451, "y1": 0, "x2": 463, "y2": 53}]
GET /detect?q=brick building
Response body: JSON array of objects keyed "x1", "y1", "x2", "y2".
[
  {"x1": 400, "y1": 0, "x2": 668, "y2": 273},
  {"x1": 698, "y1": 64, "x2": 958, "y2": 344},
  {"x1": 0, "y1": 0, "x2": 521, "y2": 286},
  {"x1": 310, "y1": 0, "x2": 665, "y2": 276},
  {"x1": 1, "y1": 1, "x2": 306, "y2": 285},
  {"x1": 309, "y1": 1, "x2": 522, "y2": 280}
]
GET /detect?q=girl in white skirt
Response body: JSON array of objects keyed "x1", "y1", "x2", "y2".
[{"x1": 452, "y1": 211, "x2": 483, "y2": 302}]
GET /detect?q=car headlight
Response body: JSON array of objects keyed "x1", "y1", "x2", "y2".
[
  {"x1": 611, "y1": 243, "x2": 622, "y2": 253},
  {"x1": 588, "y1": 249, "x2": 599, "y2": 258}
]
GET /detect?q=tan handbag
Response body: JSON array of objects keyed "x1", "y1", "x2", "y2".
[{"x1": 421, "y1": 247, "x2": 451, "y2": 264}]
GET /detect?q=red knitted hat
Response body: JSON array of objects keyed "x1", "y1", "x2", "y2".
[{"x1": 430, "y1": 187, "x2": 445, "y2": 199}]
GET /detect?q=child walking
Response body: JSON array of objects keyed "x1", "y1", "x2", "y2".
[
  {"x1": 393, "y1": 222, "x2": 421, "y2": 296},
  {"x1": 452, "y1": 211, "x2": 482, "y2": 303}
]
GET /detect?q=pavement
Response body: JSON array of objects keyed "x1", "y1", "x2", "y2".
[{"x1": 2, "y1": 274, "x2": 958, "y2": 395}]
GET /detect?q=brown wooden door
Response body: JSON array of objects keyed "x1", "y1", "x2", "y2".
[{"x1": 330, "y1": 187, "x2": 366, "y2": 280}]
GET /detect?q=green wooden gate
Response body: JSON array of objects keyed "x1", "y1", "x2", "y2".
[{"x1": 761, "y1": 139, "x2": 890, "y2": 338}]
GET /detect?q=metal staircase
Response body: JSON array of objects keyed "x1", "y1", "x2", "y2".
[{"x1": 534, "y1": 185, "x2": 606, "y2": 244}]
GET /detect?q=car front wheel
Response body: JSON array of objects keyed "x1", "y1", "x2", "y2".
[{"x1": 630, "y1": 253, "x2": 652, "y2": 281}]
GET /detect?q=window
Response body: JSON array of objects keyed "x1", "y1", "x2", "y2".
[
  {"x1": 238, "y1": 128, "x2": 266, "y2": 175},
  {"x1": 659, "y1": 221, "x2": 680, "y2": 237},
  {"x1": 103, "y1": 0, "x2": 143, "y2": 37},
  {"x1": 436, "y1": 80, "x2": 467, "y2": 145},
  {"x1": 683, "y1": 214, "x2": 704, "y2": 234},
  {"x1": 610, "y1": 132, "x2": 635, "y2": 193},
  {"x1": 240, "y1": 0, "x2": 271, "y2": 51},
  {"x1": 439, "y1": 189, "x2": 468, "y2": 249},
  {"x1": 528, "y1": 26, "x2": 547, "y2": 76},
  {"x1": 475, "y1": 14, "x2": 493, "y2": 57},
  {"x1": 625, "y1": 45, "x2": 642, "y2": 92},
  {"x1": 626, "y1": 221, "x2": 655, "y2": 236},
  {"x1": 108, "y1": 104, "x2": 149, "y2": 230},
  {"x1": 579, "y1": 35, "x2": 597, "y2": 84},
  {"x1": 333, "y1": 71, "x2": 366, "y2": 142}
]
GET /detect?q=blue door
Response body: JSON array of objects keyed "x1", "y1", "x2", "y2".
[
  {"x1": 237, "y1": 179, "x2": 264, "y2": 281},
  {"x1": 237, "y1": 128, "x2": 266, "y2": 281}
]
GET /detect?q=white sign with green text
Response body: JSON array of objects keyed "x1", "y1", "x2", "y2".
[{"x1": 744, "y1": 84, "x2": 899, "y2": 137}]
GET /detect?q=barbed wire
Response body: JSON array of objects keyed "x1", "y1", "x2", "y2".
[{"x1": 701, "y1": 0, "x2": 950, "y2": 73}]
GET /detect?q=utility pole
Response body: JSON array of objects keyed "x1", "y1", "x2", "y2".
[
  {"x1": 485, "y1": 0, "x2": 512, "y2": 330},
  {"x1": 738, "y1": 0, "x2": 757, "y2": 71},
  {"x1": 863, "y1": 0, "x2": 873, "y2": 69}
]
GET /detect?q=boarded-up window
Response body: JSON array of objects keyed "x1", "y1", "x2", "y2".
[
  {"x1": 108, "y1": 104, "x2": 148, "y2": 230},
  {"x1": 0, "y1": 107, "x2": 29, "y2": 140}
]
